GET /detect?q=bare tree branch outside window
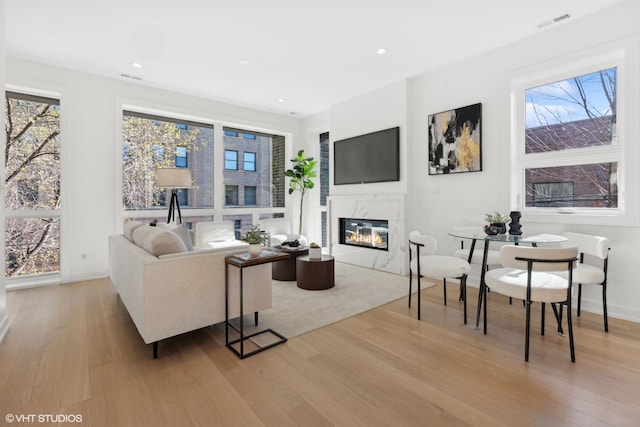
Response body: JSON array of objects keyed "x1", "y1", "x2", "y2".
[
  {"x1": 4, "y1": 93, "x2": 61, "y2": 277},
  {"x1": 524, "y1": 67, "x2": 618, "y2": 208}
]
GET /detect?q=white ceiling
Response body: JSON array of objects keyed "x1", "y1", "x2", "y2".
[{"x1": 4, "y1": 0, "x2": 626, "y2": 118}]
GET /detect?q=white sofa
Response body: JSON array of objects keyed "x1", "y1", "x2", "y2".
[
  {"x1": 194, "y1": 220, "x2": 248, "y2": 250},
  {"x1": 108, "y1": 221, "x2": 271, "y2": 358},
  {"x1": 260, "y1": 218, "x2": 309, "y2": 247}
]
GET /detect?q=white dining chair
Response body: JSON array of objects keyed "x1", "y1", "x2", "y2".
[
  {"x1": 484, "y1": 245, "x2": 578, "y2": 362},
  {"x1": 557, "y1": 232, "x2": 610, "y2": 331},
  {"x1": 408, "y1": 231, "x2": 470, "y2": 324}
]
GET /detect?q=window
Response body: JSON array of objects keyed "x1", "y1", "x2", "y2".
[
  {"x1": 244, "y1": 152, "x2": 256, "y2": 171},
  {"x1": 223, "y1": 127, "x2": 285, "y2": 209},
  {"x1": 122, "y1": 110, "x2": 214, "y2": 211},
  {"x1": 511, "y1": 41, "x2": 637, "y2": 225},
  {"x1": 225, "y1": 185, "x2": 239, "y2": 206},
  {"x1": 532, "y1": 181, "x2": 574, "y2": 207},
  {"x1": 225, "y1": 150, "x2": 238, "y2": 170},
  {"x1": 175, "y1": 146, "x2": 187, "y2": 168},
  {"x1": 319, "y1": 132, "x2": 330, "y2": 247},
  {"x1": 244, "y1": 186, "x2": 257, "y2": 205},
  {"x1": 5, "y1": 91, "x2": 61, "y2": 279}
]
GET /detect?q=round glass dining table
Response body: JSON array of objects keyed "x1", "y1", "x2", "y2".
[{"x1": 447, "y1": 229, "x2": 568, "y2": 333}]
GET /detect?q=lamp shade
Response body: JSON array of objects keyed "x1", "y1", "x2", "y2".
[{"x1": 155, "y1": 168, "x2": 192, "y2": 188}]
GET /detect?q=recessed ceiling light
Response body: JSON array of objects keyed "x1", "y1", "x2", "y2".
[
  {"x1": 131, "y1": 62, "x2": 142, "y2": 68},
  {"x1": 239, "y1": 58, "x2": 251, "y2": 65},
  {"x1": 277, "y1": 98, "x2": 285, "y2": 103},
  {"x1": 377, "y1": 48, "x2": 387, "y2": 55}
]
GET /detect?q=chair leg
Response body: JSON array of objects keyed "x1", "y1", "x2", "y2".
[
  {"x1": 408, "y1": 271, "x2": 413, "y2": 308},
  {"x1": 577, "y1": 283, "x2": 582, "y2": 316},
  {"x1": 462, "y1": 275, "x2": 467, "y2": 325},
  {"x1": 417, "y1": 275, "x2": 422, "y2": 320},
  {"x1": 443, "y1": 278, "x2": 447, "y2": 306},
  {"x1": 551, "y1": 303, "x2": 564, "y2": 334},
  {"x1": 602, "y1": 283, "x2": 609, "y2": 332},
  {"x1": 524, "y1": 300, "x2": 532, "y2": 362},
  {"x1": 255, "y1": 311, "x2": 259, "y2": 326},
  {"x1": 153, "y1": 341, "x2": 158, "y2": 359},
  {"x1": 541, "y1": 302, "x2": 545, "y2": 336},
  {"x1": 567, "y1": 300, "x2": 576, "y2": 362}
]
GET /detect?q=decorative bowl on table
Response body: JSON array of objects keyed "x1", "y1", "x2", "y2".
[{"x1": 484, "y1": 225, "x2": 501, "y2": 235}]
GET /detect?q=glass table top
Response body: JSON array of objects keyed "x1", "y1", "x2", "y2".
[{"x1": 448, "y1": 228, "x2": 567, "y2": 244}]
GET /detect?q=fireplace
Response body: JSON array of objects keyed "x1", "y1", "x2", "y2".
[{"x1": 339, "y1": 218, "x2": 389, "y2": 251}]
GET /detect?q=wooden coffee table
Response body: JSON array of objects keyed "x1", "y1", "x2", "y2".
[
  {"x1": 296, "y1": 254, "x2": 335, "y2": 290},
  {"x1": 270, "y1": 245, "x2": 309, "y2": 281}
]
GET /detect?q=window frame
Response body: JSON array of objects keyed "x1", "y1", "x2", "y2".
[
  {"x1": 5, "y1": 89, "x2": 63, "y2": 286},
  {"x1": 244, "y1": 185, "x2": 257, "y2": 206},
  {"x1": 224, "y1": 149, "x2": 238, "y2": 170},
  {"x1": 510, "y1": 38, "x2": 639, "y2": 226},
  {"x1": 243, "y1": 152, "x2": 256, "y2": 172}
]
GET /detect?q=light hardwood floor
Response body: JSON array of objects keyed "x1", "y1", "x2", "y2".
[{"x1": 1, "y1": 278, "x2": 639, "y2": 427}]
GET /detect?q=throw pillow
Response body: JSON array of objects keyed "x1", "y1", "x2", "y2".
[
  {"x1": 123, "y1": 220, "x2": 144, "y2": 241},
  {"x1": 171, "y1": 224, "x2": 194, "y2": 251},
  {"x1": 140, "y1": 227, "x2": 188, "y2": 257}
]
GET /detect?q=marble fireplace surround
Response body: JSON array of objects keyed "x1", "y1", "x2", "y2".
[{"x1": 328, "y1": 194, "x2": 406, "y2": 275}]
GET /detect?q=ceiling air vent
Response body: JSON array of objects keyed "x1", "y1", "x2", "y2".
[
  {"x1": 537, "y1": 13, "x2": 571, "y2": 29},
  {"x1": 120, "y1": 73, "x2": 143, "y2": 81},
  {"x1": 553, "y1": 13, "x2": 571, "y2": 23}
]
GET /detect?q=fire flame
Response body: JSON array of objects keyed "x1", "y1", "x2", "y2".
[{"x1": 348, "y1": 232, "x2": 384, "y2": 246}]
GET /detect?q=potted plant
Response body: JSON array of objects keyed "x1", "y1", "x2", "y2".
[
  {"x1": 309, "y1": 242, "x2": 321, "y2": 259},
  {"x1": 484, "y1": 211, "x2": 511, "y2": 235},
  {"x1": 241, "y1": 225, "x2": 267, "y2": 256},
  {"x1": 284, "y1": 150, "x2": 318, "y2": 235}
]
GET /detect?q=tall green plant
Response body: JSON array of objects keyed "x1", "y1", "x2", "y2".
[{"x1": 284, "y1": 150, "x2": 317, "y2": 234}]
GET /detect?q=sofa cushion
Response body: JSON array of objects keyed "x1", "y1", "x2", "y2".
[
  {"x1": 195, "y1": 221, "x2": 236, "y2": 247},
  {"x1": 123, "y1": 220, "x2": 144, "y2": 241},
  {"x1": 132, "y1": 225, "x2": 188, "y2": 257},
  {"x1": 156, "y1": 222, "x2": 194, "y2": 251},
  {"x1": 171, "y1": 225, "x2": 194, "y2": 251}
]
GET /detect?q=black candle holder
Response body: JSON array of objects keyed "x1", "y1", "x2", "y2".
[{"x1": 508, "y1": 211, "x2": 522, "y2": 235}]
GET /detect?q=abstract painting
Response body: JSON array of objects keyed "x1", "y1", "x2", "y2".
[{"x1": 428, "y1": 103, "x2": 482, "y2": 175}]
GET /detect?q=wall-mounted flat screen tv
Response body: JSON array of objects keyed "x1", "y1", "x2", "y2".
[{"x1": 333, "y1": 126, "x2": 400, "y2": 185}]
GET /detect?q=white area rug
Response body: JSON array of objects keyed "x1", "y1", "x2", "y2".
[{"x1": 227, "y1": 262, "x2": 434, "y2": 340}]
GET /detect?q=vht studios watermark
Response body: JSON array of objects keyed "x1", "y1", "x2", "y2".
[{"x1": 5, "y1": 413, "x2": 83, "y2": 423}]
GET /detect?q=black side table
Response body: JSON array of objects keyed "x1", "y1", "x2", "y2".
[
  {"x1": 224, "y1": 250, "x2": 289, "y2": 359},
  {"x1": 270, "y1": 245, "x2": 309, "y2": 281},
  {"x1": 296, "y1": 254, "x2": 335, "y2": 290}
]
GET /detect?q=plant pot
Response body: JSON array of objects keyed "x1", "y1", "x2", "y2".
[
  {"x1": 309, "y1": 247, "x2": 322, "y2": 259},
  {"x1": 484, "y1": 223, "x2": 506, "y2": 235},
  {"x1": 248, "y1": 244, "x2": 262, "y2": 256}
]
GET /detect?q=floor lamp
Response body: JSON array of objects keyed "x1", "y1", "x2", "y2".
[{"x1": 155, "y1": 167, "x2": 192, "y2": 224}]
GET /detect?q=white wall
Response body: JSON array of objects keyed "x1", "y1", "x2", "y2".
[
  {"x1": 0, "y1": 0, "x2": 9, "y2": 342},
  {"x1": 326, "y1": 1, "x2": 640, "y2": 323},
  {"x1": 300, "y1": 111, "x2": 329, "y2": 244},
  {"x1": 330, "y1": 80, "x2": 408, "y2": 196},
  {"x1": 5, "y1": 58, "x2": 303, "y2": 283}
]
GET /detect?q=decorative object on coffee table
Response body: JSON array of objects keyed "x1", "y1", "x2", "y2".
[
  {"x1": 296, "y1": 254, "x2": 335, "y2": 290},
  {"x1": 508, "y1": 211, "x2": 522, "y2": 235},
  {"x1": 309, "y1": 242, "x2": 321, "y2": 259}
]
